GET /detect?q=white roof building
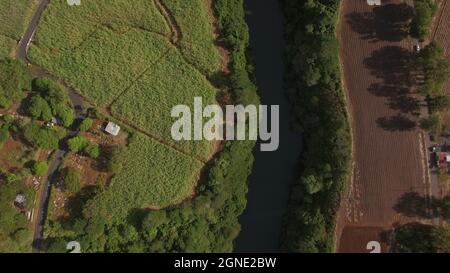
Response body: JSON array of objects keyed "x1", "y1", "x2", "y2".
[{"x1": 105, "y1": 122, "x2": 121, "y2": 136}]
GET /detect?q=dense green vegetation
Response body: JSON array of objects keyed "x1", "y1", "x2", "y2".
[
  {"x1": 394, "y1": 223, "x2": 450, "y2": 253},
  {"x1": 0, "y1": 0, "x2": 36, "y2": 58},
  {"x1": 281, "y1": 0, "x2": 352, "y2": 252},
  {"x1": 0, "y1": 58, "x2": 31, "y2": 108},
  {"x1": 410, "y1": 0, "x2": 437, "y2": 41},
  {"x1": 417, "y1": 42, "x2": 450, "y2": 97},
  {"x1": 42, "y1": 0, "x2": 257, "y2": 253}
]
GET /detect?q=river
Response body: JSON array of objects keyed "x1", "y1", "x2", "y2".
[{"x1": 234, "y1": 0, "x2": 302, "y2": 252}]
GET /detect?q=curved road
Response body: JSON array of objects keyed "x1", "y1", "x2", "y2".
[{"x1": 16, "y1": 0, "x2": 85, "y2": 253}]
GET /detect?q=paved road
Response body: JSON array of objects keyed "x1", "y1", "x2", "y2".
[{"x1": 15, "y1": 0, "x2": 85, "y2": 253}]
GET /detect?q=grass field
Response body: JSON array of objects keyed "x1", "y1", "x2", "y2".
[
  {"x1": 161, "y1": 0, "x2": 221, "y2": 75},
  {"x1": 110, "y1": 48, "x2": 217, "y2": 160},
  {"x1": 0, "y1": 0, "x2": 37, "y2": 58},
  {"x1": 84, "y1": 133, "x2": 203, "y2": 221},
  {"x1": 29, "y1": 0, "x2": 222, "y2": 209}
]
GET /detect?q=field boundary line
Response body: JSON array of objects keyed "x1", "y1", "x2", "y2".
[{"x1": 431, "y1": 0, "x2": 448, "y2": 41}]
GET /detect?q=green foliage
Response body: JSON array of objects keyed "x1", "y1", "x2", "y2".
[
  {"x1": 23, "y1": 123, "x2": 59, "y2": 150},
  {"x1": 0, "y1": 175, "x2": 34, "y2": 252},
  {"x1": 67, "y1": 136, "x2": 89, "y2": 153},
  {"x1": 410, "y1": 0, "x2": 437, "y2": 41},
  {"x1": 417, "y1": 42, "x2": 450, "y2": 96},
  {"x1": 281, "y1": 0, "x2": 352, "y2": 252},
  {"x1": 28, "y1": 95, "x2": 53, "y2": 121},
  {"x1": 63, "y1": 168, "x2": 82, "y2": 194},
  {"x1": 0, "y1": 123, "x2": 9, "y2": 148},
  {"x1": 32, "y1": 161, "x2": 49, "y2": 177},
  {"x1": 79, "y1": 118, "x2": 93, "y2": 132},
  {"x1": 85, "y1": 144, "x2": 100, "y2": 159},
  {"x1": 31, "y1": 77, "x2": 74, "y2": 127},
  {"x1": 0, "y1": 58, "x2": 31, "y2": 105},
  {"x1": 420, "y1": 113, "x2": 442, "y2": 135},
  {"x1": 395, "y1": 223, "x2": 450, "y2": 253}
]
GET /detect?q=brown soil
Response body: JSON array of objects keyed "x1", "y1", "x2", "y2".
[{"x1": 337, "y1": 0, "x2": 429, "y2": 252}]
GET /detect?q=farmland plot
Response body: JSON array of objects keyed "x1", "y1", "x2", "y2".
[
  {"x1": 111, "y1": 48, "x2": 218, "y2": 161},
  {"x1": 83, "y1": 133, "x2": 203, "y2": 221}
]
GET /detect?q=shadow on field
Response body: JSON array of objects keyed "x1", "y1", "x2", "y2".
[
  {"x1": 364, "y1": 46, "x2": 421, "y2": 130},
  {"x1": 346, "y1": 3, "x2": 414, "y2": 42},
  {"x1": 376, "y1": 114, "x2": 416, "y2": 131},
  {"x1": 393, "y1": 192, "x2": 440, "y2": 218}
]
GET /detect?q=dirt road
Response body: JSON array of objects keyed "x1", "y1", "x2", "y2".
[{"x1": 15, "y1": 0, "x2": 85, "y2": 253}]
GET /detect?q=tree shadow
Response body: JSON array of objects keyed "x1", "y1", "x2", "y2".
[
  {"x1": 376, "y1": 114, "x2": 416, "y2": 131},
  {"x1": 387, "y1": 95, "x2": 421, "y2": 114},
  {"x1": 346, "y1": 3, "x2": 414, "y2": 42},
  {"x1": 364, "y1": 46, "x2": 413, "y2": 87},
  {"x1": 393, "y1": 192, "x2": 441, "y2": 218}
]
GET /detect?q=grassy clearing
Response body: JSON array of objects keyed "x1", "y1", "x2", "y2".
[
  {"x1": 111, "y1": 48, "x2": 218, "y2": 161},
  {"x1": 84, "y1": 133, "x2": 203, "y2": 222},
  {"x1": 0, "y1": 0, "x2": 37, "y2": 58},
  {"x1": 162, "y1": 0, "x2": 221, "y2": 75}
]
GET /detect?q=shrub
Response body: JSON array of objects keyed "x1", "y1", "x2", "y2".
[
  {"x1": 79, "y1": 118, "x2": 93, "y2": 132},
  {"x1": 67, "y1": 136, "x2": 89, "y2": 153},
  {"x1": 32, "y1": 161, "x2": 49, "y2": 177},
  {"x1": 84, "y1": 143, "x2": 100, "y2": 159}
]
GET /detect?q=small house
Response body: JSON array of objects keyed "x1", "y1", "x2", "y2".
[{"x1": 105, "y1": 122, "x2": 121, "y2": 136}]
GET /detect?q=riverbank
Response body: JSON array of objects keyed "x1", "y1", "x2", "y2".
[{"x1": 280, "y1": 0, "x2": 352, "y2": 252}]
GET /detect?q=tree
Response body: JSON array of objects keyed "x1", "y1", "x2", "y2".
[
  {"x1": 420, "y1": 113, "x2": 442, "y2": 135},
  {"x1": 79, "y1": 118, "x2": 93, "y2": 132},
  {"x1": 302, "y1": 175, "x2": 323, "y2": 194},
  {"x1": 32, "y1": 161, "x2": 49, "y2": 177},
  {"x1": 28, "y1": 96, "x2": 52, "y2": 121},
  {"x1": 417, "y1": 42, "x2": 450, "y2": 96},
  {"x1": 63, "y1": 168, "x2": 82, "y2": 193},
  {"x1": 54, "y1": 104, "x2": 75, "y2": 128},
  {"x1": 395, "y1": 223, "x2": 450, "y2": 253},
  {"x1": 23, "y1": 123, "x2": 59, "y2": 150},
  {"x1": 68, "y1": 136, "x2": 89, "y2": 153},
  {"x1": 410, "y1": 0, "x2": 437, "y2": 41}
]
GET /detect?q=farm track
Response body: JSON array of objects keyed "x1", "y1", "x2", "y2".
[{"x1": 337, "y1": 0, "x2": 428, "y2": 252}]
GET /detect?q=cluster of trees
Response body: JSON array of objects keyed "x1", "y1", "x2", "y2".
[
  {"x1": 394, "y1": 223, "x2": 450, "y2": 252},
  {"x1": 0, "y1": 58, "x2": 30, "y2": 109},
  {"x1": 281, "y1": 0, "x2": 352, "y2": 252},
  {"x1": 418, "y1": 42, "x2": 450, "y2": 135},
  {"x1": 67, "y1": 136, "x2": 100, "y2": 159},
  {"x1": 22, "y1": 123, "x2": 59, "y2": 150},
  {"x1": 44, "y1": 0, "x2": 258, "y2": 253},
  {"x1": 410, "y1": 0, "x2": 437, "y2": 41},
  {"x1": 27, "y1": 77, "x2": 75, "y2": 128}
]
